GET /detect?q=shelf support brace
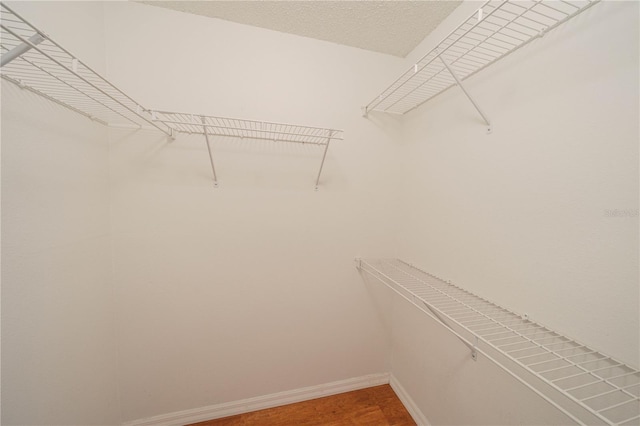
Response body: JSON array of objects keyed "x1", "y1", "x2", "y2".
[
  {"x1": 1, "y1": 32, "x2": 45, "y2": 67},
  {"x1": 315, "y1": 130, "x2": 333, "y2": 191},
  {"x1": 201, "y1": 116, "x2": 219, "y2": 188},
  {"x1": 357, "y1": 258, "x2": 479, "y2": 361},
  {"x1": 439, "y1": 56, "x2": 492, "y2": 134},
  {"x1": 421, "y1": 300, "x2": 478, "y2": 361}
]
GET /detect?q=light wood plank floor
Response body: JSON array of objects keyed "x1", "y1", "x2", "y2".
[{"x1": 188, "y1": 384, "x2": 416, "y2": 425}]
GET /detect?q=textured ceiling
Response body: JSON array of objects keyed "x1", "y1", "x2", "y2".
[{"x1": 138, "y1": 1, "x2": 462, "y2": 58}]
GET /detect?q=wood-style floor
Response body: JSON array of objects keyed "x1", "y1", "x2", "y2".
[{"x1": 188, "y1": 384, "x2": 416, "y2": 426}]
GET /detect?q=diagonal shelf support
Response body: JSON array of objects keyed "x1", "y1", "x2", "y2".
[
  {"x1": 1, "y1": 32, "x2": 44, "y2": 67},
  {"x1": 201, "y1": 116, "x2": 219, "y2": 188},
  {"x1": 421, "y1": 298, "x2": 479, "y2": 361},
  {"x1": 439, "y1": 55, "x2": 492, "y2": 134},
  {"x1": 356, "y1": 257, "x2": 479, "y2": 361},
  {"x1": 314, "y1": 130, "x2": 333, "y2": 191}
]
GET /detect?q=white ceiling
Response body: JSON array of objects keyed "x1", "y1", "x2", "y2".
[{"x1": 138, "y1": 1, "x2": 462, "y2": 58}]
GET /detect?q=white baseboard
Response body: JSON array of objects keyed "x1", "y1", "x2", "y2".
[
  {"x1": 123, "y1": 372, "x2": 390, "y2": 426},
  {"x1": 390, "y1": 374, "x2": 431, "y2": 426}
]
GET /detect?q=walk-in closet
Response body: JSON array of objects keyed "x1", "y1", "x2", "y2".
[{"x1": 1, "y1": 1, "x2": 638, "y2": 425}]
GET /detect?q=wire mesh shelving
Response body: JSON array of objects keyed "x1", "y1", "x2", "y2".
[
  {"x1": 0, "y1": 3, "x2": 171, "y2": 134},
  {"x1": 152, "y1": 111, "x2": 344, "y2": 189},
  {"x1": 363, "y1": 0, "x2": 601, "y2": 129},
  {"x1": 0, "y1": 3, "x2": 343, "y2": 189},
  {"x1": 357, "y1": 258, "x2": 639, "y2": 426}
]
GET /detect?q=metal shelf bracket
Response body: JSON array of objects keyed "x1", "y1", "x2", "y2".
[
  {"x1": 201, "y1": 116, "x2": 219, "y2": 188},
  {"x1": 439, "y1": 54, "x2": 492, "y2": 134},
  {"x1": 421, "y1": 299, "x2": 479, "y2": 361},
  {"x1": 1, "y1": 32, "x2": 44, "y2": 67},
  {"x1": 315, "y1": 130, "x2": 334, "y2": 191}
]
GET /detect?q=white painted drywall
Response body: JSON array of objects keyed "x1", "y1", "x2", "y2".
[
  {"x1": 1, "y1": 3, "x2": 120, "y2": 425},
  {"x1": 388, "y1": 1, "x2": 639, "y2": 423},
  {"x1": 102, "y1": 2, "x2": 405, "y2": 422}
]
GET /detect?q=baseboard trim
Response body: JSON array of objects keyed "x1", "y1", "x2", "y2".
[
  {"x1": 123, "y1": 372, "x2": 390, "y2": 426},
  {"x1": 390, "y1": 374, "x2": 431, "y2": 426}
]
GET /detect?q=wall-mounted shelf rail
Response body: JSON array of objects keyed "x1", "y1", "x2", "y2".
[
  {"x1": 152, "y1": 111, "x2": 344, "y2": 189},
  {"x1": 363, "y1": 0, "x2": 600, "y2": 122},
  {"x1": 357, "y1": 258, "x2": 639, "y2": 425},
  {"x1": 0, "y1": 3, "x2": 343, "y2": 189}
]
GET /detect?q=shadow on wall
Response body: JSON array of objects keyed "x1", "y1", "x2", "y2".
[
  {"x1": 2, "y1": 82, "x2": 107, "y2": 142},
  {"x1": 363, "y1": 111, "x2": 405, "y2": 145}
]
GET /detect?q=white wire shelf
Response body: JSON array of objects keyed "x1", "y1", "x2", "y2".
[
  {"x1": 0, "y1": 4, "x2": 343, "y2": 189},
  {"x1": 153, "y1": 111, "x2": 343, "y2": 146},
  {"x1": 152, "y1": 111, "x2": 343, "y2": 189},
  {"x1": 357, "y1": 258, "x2": 640, "y2": 426},
  {"x1": 363, "y1": 0, "x2": 600, "y2": 117},
  {"x1": 0, "y1": 3, "x2": 171, "y2": 134}
]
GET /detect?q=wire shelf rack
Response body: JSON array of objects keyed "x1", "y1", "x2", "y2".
[
  {"x1": 357, "y1": 258, "x2": 640, "y2": 426},
  {"x1": 363, "y1": 0, "x2": 600, "y2": 117},
  {"x1": 0, "y1": 4, "x2": 343, "y2": 189},
  {"x1": 153, "y1": 111, "x2": 343, "y2": 145},
  {"x1": 0, "y1": 3, "x2": 171, "y2": 134},
  {"x1": 152, "y1": 111, "x2": 344, "y2": 189}
]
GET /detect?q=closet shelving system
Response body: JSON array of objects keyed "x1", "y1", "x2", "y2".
[
  {"x1": 151, "y1": 111, "x2": 342, "y2": 189},
  {"x1": 363, "y1": 0, "x2": 600, "y2": 133},
  {"x1": 0, "y1": 3, "x2": 343, "y2": 190},
  {"x1": 357, "y1": 259, "x2": 640, "y2": 425}
]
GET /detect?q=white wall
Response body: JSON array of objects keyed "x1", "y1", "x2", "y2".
[
  {"x1": 390, "y1": 1, "x2": 639, "y2": 423},
  {"x1": 102, "y1": 2, "x2": 405, "y2": 422},
  {"x1": 1, "y1": 3, "x2": 120, "y2": 425}
]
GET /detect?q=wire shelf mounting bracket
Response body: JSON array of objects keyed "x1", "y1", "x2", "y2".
[
  {"x1": 421, "y1": 295, "x2": 480, "y2": 361},
  {"x1": 439, "y1": 51, "x2": 492, "y2": 134},
  {"x1": 0, "y1": 31, "x2": 44, "y2": 67},
  {"x1": 356, "y1": 258, "x2": 640, "y2": 426},
  {"x1": 314, "y1": 130, "x2": 333, "y2": 191},
  {"x1": 356, "y1": 257, "x2": 479, "y2": 361},
  {"x1": 201, "y1": 115, "x2": 219, "y2": 188}
]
